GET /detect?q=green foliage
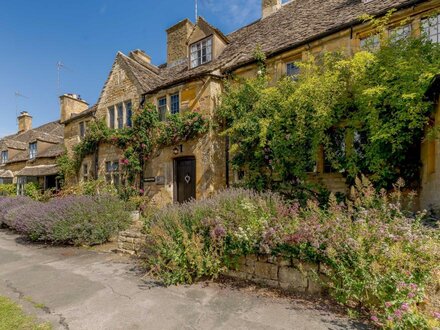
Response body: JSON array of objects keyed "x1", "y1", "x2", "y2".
[
  {"x1": 217, "y1": 36, "x2": 440, "y2": 191},
  {"x1": 0, "y1": 184, "x2": 16, "y2": 197},
  {"x1": 71, "y1": 103, "x2": 209, "y2": 187},
  {"x1": 145, "y1": 189, "x2": 286, "y2": 285},
  {"x1": 24, "y1": 183, "x2": 43, "y2": 201},
  {"x1": 56, "y1": 151, "x2": 77, "y2": 184},
  {"x1": 144, "y1": 180, "x2": 440, "y2": 328}
]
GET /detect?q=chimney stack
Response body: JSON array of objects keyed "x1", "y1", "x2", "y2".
[
  {"x1": 18, "y1": 111, "x2": 32, "y2": 133},
  {"x1": 262, "y1": 0, "x2": 282, "y2": 19},
  {"x1": 166, "y1": 19, "x2": 194, "y2": 66},
  {"x1": 59, "y1": 94, "x2": 89, "y2": 123}
]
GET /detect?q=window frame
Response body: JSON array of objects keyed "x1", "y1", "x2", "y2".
[
  {"x1": 29, "y1": 142, "x2": 37, "y2": 159},
  {"x1": 286, "y1": 62, "x2": 300, "y2": 78},
  {"x1": 125, "y1": 101, "x2": 133, "y2": 127},
  {"x1": 170, "y1": 93, "x2": 180, "y2": 115},
  {"x1": 190, "y1": 36, "x2": 213, "y2": 68},
  {"x1": 83, "y1": 163, "x2": 88, "y2": 181},
  {"x1": 108, "y1": 106, "x2": 116, "y2": 129},
  {"x1": 1, "y1": 150, "x2": 8, "y2": 164},
  {"x1": 360, "y1": 34, "x2": 380, "y2": 50},
  {"x1": 422, "y1": 13, "x2": 440, "y2": 43},
  {"x1": 158, "y1": 96, "x2": 167, "y2": 121},
  {"x1": 105, "y1": 160, "x2": 120, "y2": 186},
  {"x1": 79, "y1": 121, "x2": 86, "y2": 139},
  {"x1": 117, "y1": 103, "x2": 124, "y2": 129},
  {"x1": 389, "y1": 24, "x2": 412, "y2": 42}
]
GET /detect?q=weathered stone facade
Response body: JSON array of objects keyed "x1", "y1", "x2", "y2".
[
  {"x1": 2, "y1": 0, "x2": 439, "y2": 208},
  {"x1": 420, "y1": 94, "x2": 440, "y2": 210}
]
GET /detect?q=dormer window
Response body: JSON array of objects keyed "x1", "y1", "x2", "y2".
[
  {"x1": 190, "y1": 37, "x2": 212, "y2": 68},
  {"x1": 1, "y1": 150, "x2": 8, "y2": 164},
  {"x1": 29, "y1": 142, "x2": 37, "y2": 159}
]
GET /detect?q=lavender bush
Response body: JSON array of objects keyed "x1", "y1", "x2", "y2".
[
  {"x1": 4, "y1": 195, "x2": 131, "y2": 246},
  {"x1": 0, "y1": 196, "x2": 35, "y2": 227},
  {"x1": 145, "y1": 178, "x2": 440, "y2": 329}
]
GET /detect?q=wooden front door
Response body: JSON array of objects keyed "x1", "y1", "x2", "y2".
[{"x1": 174, "y1": 157, "x2": 196, "y2": 203}]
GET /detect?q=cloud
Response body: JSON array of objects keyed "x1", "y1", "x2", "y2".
[{"x1": 201, "y1": 0, "x2": 260, "y2": 28}]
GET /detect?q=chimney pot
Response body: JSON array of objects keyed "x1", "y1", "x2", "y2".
[{"x1": 262, "y1": 0, "x2": 282, "y2": 19}]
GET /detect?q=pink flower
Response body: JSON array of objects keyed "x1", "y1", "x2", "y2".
[
  {"x1": 385, "y1": 302, "x2": 392, "y2": 308},
  {"x1": 394, "y1": 310, "x2": 403, "y2": 319},
  {"x1": 407, "y1": 292, "x2": 415, "y2": 299},
  {"x1": 409, "y1": 283, "x2": 418, "y2": 291},
  {"x1": 433, "y1": 312, "x2": 440, "y2": 320},
  {"x1": 371, "y1": 315, "x2": 379, "y2": 323},
  {"x1": 139, "y1": 189, "x2": 144, "y2": 194},
  {"x1": 401, "y1": 303, "x2": 409, "y2": 311}
]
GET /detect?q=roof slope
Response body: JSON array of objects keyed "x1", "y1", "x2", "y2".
[
  {"x1": 220, "y1": 0, "x2": 421, "y2": 70},
  {"x1": 0, "y1": 121, "x2": 64, "y2": 164},
  {"x1": 131, "y1": 0, "x2": 423, "y2": 93}
]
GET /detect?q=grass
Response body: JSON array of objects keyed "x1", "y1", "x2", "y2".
[{"x1": 0, "y1": 296, "x2": 51, "y2": 330}]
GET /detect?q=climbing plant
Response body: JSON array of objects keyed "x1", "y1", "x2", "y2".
[
  {"x1": 61, "y1": 102, "x2": 209, "y2": 188},
  {"x1": 217, "y1": 35, "x2": 440, "y2": 192}
]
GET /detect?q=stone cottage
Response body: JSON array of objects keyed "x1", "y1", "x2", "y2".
[
  {"x1": 0, "y1": 111, "x2": 64, "y2": 193},
  {"x1": 2, "y1": 0, "x2": 440, "y2": 208}
]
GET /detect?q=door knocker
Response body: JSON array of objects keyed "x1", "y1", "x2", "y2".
[{"x1": 184, "y1": 174, "x2": 191, "y2": 184}]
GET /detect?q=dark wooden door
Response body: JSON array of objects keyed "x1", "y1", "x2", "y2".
[{"x1": 175, "y1": 157, "x2": 196, "y2": 203}]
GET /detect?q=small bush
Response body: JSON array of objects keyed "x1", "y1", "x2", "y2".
[
  {"x1": 0, "y1": 184, "x2": 16, "y2": 197},
  {"x1": 0, "y1": 196, "x2": 35, "y2": 227},
  {"x1": 145, "y1": 179, "x2": 440, "y2": 329},
  {"x1": 4, "y1": 195, "x2": 131, "y2": 246}
]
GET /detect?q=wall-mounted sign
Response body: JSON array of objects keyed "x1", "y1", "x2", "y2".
[
  {"x1": 156, "y1": 176, "x2": 165, "y2": 185},
  {"x1": 144, "y1": 177, "x2": 156, "y2": 183}
]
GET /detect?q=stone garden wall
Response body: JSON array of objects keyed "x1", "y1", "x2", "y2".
[{"x1": 224, "y1": 255, "x2": 325, "y2": 295}]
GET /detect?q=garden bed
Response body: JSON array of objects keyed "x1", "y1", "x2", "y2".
[{"x1": 142, "y1": 178, "x2": 440, "y2": 329}]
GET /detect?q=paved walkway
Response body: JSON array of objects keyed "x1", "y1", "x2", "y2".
[{"x1": 0, "y1": 230, "x2": 369, "y2": 330}]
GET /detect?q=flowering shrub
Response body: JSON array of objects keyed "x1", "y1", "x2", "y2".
[
  {"x1": 3, "y1": 195, "x2": 131, "y2": 246},
  {"x1": 0, "y1": 196, "x2": 35, "y2": 227},
  {"x1": 145, "y1": 178, "x2": 440, "y2": 329}
]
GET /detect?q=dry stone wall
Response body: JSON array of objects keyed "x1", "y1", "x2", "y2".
[{"x1": 224, "y1": 255, "x2": 325, "y2": 295}]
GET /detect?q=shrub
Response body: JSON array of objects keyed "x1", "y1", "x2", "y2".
[
  {"x1": 145, "y1": 189, "x2": 295, "y2": 284},
  {"x1": 0, "y1": 184, "x2": 16, "y2": 197},
  {"x1": 145, "y1": 179, "x2": 440, "y2": 329},
  {"x1": 0, "y1": 196, "x2": 35, "y2": 227},
  {"x1": 5, "y1": 195, "x2": 131, "y2": 246}
]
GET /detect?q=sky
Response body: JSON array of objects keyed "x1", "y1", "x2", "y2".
[{"x1": 0, "y1": 0, "x2": 262, "y2": 136}]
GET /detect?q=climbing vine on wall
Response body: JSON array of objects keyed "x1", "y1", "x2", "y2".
[
  {"x1": 217, "y1": 35, "x2": 440, "y2": 192},
  {"x1": 61, "y1": 102, "x2": 209, "y2": 186}
]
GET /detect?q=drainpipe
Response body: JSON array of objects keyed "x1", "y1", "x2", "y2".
[
  {"x1": 225, "y1": 136, "x2": 230, "y2": 188},
  {"x1": 139, "y1": 95, "x2": 147, "y2": 190}
]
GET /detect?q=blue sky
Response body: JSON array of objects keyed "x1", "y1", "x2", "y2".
[{"x1": 0, "y1": 0, "x2": 261, "y2": 136}]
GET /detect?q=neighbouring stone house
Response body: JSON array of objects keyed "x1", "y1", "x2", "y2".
[
  {"x1": 0, "y1": 111, "x2": 64, "y2": 193},
  {"x1": 1, "y1": 0, "x2": 440, "y2": 208}
]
